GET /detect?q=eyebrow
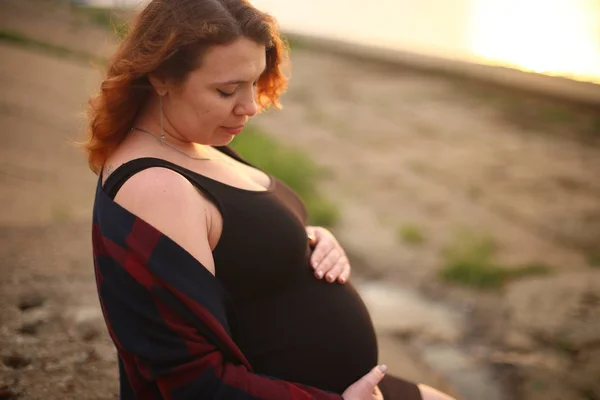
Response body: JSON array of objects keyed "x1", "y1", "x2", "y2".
[
  {"x1": 216, "y1": 79, "x2": 249, "y2": 85},
  {"x1": 215, "y1": 66, "x2": 267, "y2": 86}
]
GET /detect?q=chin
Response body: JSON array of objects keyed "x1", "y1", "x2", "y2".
[{"x1": 212, "y1": 135, "x2": 235, "y2": 147}]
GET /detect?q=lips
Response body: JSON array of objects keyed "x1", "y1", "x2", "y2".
[{"x1": 222, "y1": 125, "x2": 245, "y2": 135}]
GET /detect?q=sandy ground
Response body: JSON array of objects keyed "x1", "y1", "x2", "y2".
[
  {"x1": 1, "y1": 1, "x2": 599, "y2": 399},
  {"x1": 256, "y1": 51, "x2": 600, "y2": 275},
  {"x1": 0, "y1": 42, "x2": 116, "y2": 399}
]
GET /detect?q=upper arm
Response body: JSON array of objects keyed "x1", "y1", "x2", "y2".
[{"x1": 113, "y1": 167, "x2": 216, "y2": 275}]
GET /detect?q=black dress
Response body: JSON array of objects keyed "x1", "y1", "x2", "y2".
[{"x1": 103, "y1": 146, "x2": 421, "y2": 400}]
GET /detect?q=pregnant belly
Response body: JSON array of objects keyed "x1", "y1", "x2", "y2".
[{"x1": 235, "y1": 282, "x2": 378, "y2": 394}]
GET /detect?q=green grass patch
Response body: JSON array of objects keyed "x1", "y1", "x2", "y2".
[
  {"x1": 72, "y1": 5, "x2": 129, "y2": 40},
  {"x1": 537, "y1": 104, "x2": 576, "y2": 124},
  {"x1": 230, "y1": 124, "x2": 338, "y2": 227},
  {"x1": 467, "y1": 184, "x2": 482, "y2": 200},
  {"x1": 282, "y1": 34, "x2": 307, "y2": 51},
  {"x1": 51, "y1": 203, "x2": 70, "y2": 222},
  {"x1": 440, "y1": 232, "x2": 551, "y2": 289},
  {"x1": 398, "y1": 223, "x2": 425, "y2": 245},
  {"x1": 588, "y1": 253, "x2": 600, "y2": 268},
  {"x1": 553, "y1": 336, "x2": 578, "y2": 355},
  {"x1": 409, "y1": 161, "x2": 430, "y2": 175},
  {"x1": 0, "y1": 30, "x2": 105, "y2": 64},
  {"x1": 591, "y1": 117, "x2": 600, "y2": 135}
]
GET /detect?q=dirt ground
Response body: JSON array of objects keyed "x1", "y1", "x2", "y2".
[{"x1": 1, "y1": 1, "x2": 599, "y2": 399}]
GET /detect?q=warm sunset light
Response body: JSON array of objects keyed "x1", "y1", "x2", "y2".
[{"x1": 469, "y1": 0, "x2": 600, "y2": 83}]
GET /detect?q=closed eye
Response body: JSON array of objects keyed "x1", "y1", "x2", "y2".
[
  {"x1": 217, "y1": 80, "x2": 259, "y2": 98},
  {"x1": 217, "y1": 89, "x2": 234, "y2": 98}
]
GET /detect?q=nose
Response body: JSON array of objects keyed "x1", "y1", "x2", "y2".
[{"x1": 234, "y1": 92, "x2": 259, "y2": 117}]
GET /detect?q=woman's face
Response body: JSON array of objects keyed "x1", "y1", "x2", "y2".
[{"x1": 161, "y1": 37, "x2": 266, "y2": 146}]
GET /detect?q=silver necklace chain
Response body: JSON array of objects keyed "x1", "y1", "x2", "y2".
[{"x1": 130, "y1": 127, "x2": 211, "y2": 161}]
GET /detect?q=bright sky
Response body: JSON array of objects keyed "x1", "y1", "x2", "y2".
[
  {"x1": 251, "y1": 0, "x2": 600, "y2": 83},
  {"x1": 99, "y1": 0, "x2": 600, "y2": 83},
  {"x1": 469, "y1": 0, "x2": 600, "y2": 82}
]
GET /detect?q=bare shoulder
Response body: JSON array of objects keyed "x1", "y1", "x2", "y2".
[{"x1": 114, "y1": 167, "x2": 216, "y2": 274}]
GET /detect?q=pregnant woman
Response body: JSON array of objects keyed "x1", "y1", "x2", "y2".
[{"x1": 87, "y1": 1, "x2": 455, "y2": 399}]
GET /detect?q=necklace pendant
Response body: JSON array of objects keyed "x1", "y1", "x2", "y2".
[{"x1": 131, "y1": 127, "x2": 210, "y2": 161}]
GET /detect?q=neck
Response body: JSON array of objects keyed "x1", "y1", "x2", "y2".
[
  {"x1": 135, "y1": 100, "x2": 190, "y2": 145},
  {"x1": 131, "y1": 127, "x2": 212, "y2": 161}
]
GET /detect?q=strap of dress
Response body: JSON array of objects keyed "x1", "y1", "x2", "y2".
[
  {"x1": 102, "y1": 157, "x2": 216, "y2": 203},
  {"x1": 102, "y1": 146, "x2": 242, "y2": 200}
]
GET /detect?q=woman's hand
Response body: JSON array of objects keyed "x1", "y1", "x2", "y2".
[
  {"x1": 306, "y1": 226, "x2": 351, "y2": 284},
  {"x1": 373, "y1": 385, "x2": 384, "y2": 400},
  {"x1": 418, "y1": 384, "x2": 457, "y2": 400},
  {"x1": 342, "y1": 365, "x2": 387, "y2": 400}
]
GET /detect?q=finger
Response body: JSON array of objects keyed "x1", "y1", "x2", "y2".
[
  {"x1": 324, "y1": 257, "x2": 346, "y2": 283},
  {"x1": 310, "y1": 239, "x2": 334, "y2": 270},
  {"x1": 314, "y1": 247, "x2": 338, "y2": 280},
  {"x1": 373, "y1": 385, "x2": 385, "y2": 400},
  {"x1": 342, "y1": 365, "x2": 387, "y2": 399},
  {"x1": 337, "y1": 262, "x2": 351, "y2": 284},
  {"x1": 306, "y1": 226, "x2": 318, "y2": 247},
  {"x1": 361, "y1": 365, "x2": 387, "y2": 388},
  {"x1": 369, "y1": 365, "x2": 387, "y2": 385}
]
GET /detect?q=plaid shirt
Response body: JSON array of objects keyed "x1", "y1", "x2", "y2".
[{"x1": 92, "y1": 178, "x2": 343, "y2": 400}]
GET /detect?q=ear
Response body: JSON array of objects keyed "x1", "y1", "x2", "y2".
[{"x1": 148, "y1": 73, "x2": 170, "y2": 96}]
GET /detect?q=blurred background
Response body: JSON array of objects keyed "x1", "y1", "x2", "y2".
[{"x1": 0, "y1": 0, "x2": 599, "y2": 399}]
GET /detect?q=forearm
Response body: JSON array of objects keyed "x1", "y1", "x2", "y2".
[{"x1": 417, "y1": 384, "x2": 457, "y2": 400}]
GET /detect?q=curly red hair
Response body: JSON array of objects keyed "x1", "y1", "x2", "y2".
[{"x1": 84, "y1": 0, "x2": 289, "y2": 174}]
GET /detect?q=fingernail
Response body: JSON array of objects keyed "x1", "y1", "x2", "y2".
[
  {"x1": 379, "y1": 365, "x2": 387, "y2": 373},
  {"x1": 339, "y1": 277, "x2": 346, "y2": 284},
  {"x1": 327, "y1": 274, "x2": 334, "y2": 282},
  {"x1": 316, "y1": 270, "x2": 323, "y2": 278},
  {"x1": 311, "y1": 261, "x2": 317, "y2": 270}
]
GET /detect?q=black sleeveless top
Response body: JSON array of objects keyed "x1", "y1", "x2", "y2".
[{"x1": 102, "y1": 146, "x2": 379, "y2": 394}]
